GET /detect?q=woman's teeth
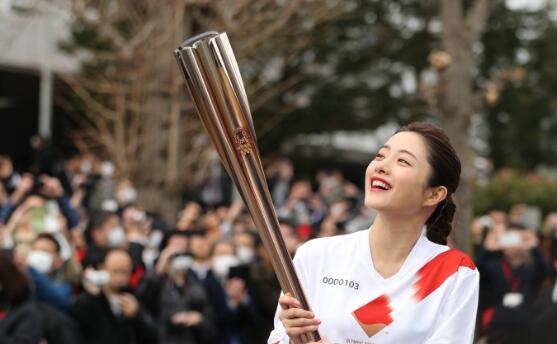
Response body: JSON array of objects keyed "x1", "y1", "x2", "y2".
[{"x1": 372, "y1": 180, "x2": 391, "y2": 190}]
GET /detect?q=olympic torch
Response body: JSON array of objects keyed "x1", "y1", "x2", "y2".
[{"x1": 174, "y1": 32, "x2": 320, "y2": 343}]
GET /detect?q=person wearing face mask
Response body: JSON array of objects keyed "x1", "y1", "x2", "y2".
[
  {"x1": 0, "y1": 251, "x2": 45, "y2": 343},
  {"x1": 25, "y1": 233, "x2": 72, "y2": 312},
  {"x1": 115, "y1": 179, "x2": 138, "y2": 207},
  {"x1": 188, "y1": 232, "x2": 231, "y2": 343},
  {"x1": 137, "y1": 236, "x2": 215, "y2": 344},
  {"x1": 269, "y1": 122, "x2": 480, "y2": 344},
  {"x1": 72, "y1": 249, "x2": 157, "y2": 344},
  {"x1": 15, "y1": 234, "x2": 81, "y2": 343},
  {"x1": 120, "y1": 205, "x2": 149, "y2": 267},
  {"x1": 232, "y1": 230, "x2": 258, "y2": 265},
  {"x1": 83, "y1": 211, "x2": 126, "y2": 269},
  {"x1": 475, "y1": 224, "x2": 549, "y2": 344},
  {"x1": 192, "y1": 237, "x2": 259, "y2": 344},
  {"x1": 211, "y1": 240, "x2": 240, "y2": 281}
]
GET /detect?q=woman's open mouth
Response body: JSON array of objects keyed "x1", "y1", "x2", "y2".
[{"x1": 370, "y1": 178, "x2": 392, "y2": 192}]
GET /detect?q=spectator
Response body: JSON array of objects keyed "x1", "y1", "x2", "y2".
[
  {"x1": 138, "y1": 244, "x2": 215, "y2": 343},
  {"x1": 0, "y1": 251, "x2": 44, "y2": 343},
  {"x1": 475, "y1": 222, "x2": 549, "y2": 344},
  {"x1": 72, "y1": 249, "x2": 157, "y2": 344},
  {"x1": 82, "y1": 211, "x2": 124, "y2": 268},
  {"x1": 25, "y1": 233, "x2": 73, "y2": 311},
  {"x1": 232, "y1": 229, "x2": 258, "y2": 264}
]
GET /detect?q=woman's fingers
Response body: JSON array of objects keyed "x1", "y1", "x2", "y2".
[
  {"x1": 279, "y1": 293, "x2": 301, "y2": 310},
  {"x1": 278, "y1": 292, "x2": 321, "y2": 339},
  {"x1": 282, "y1": 316, "x2": 321, "y2": 328},
  {"x1": 286, "y1": 324, "x2": 320, "y2": 338},
  {"x1": 279, "y1": 307, "x2": 316, "y2": 321}
]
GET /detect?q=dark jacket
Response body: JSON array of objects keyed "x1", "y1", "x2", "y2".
[
  {"x1": 249, "y1": 262, "x2": 281, "y2": 344},
  {"x1": 531, "y1": 284, "x2": 557, "y2": 344},
  {"x1": 137, "y1": 272, "x2": 216, "y2": 344},
  {"x1": 189, "y1": 267, "x2": 258, "y2": 344},
  {"x1": 0, "y1": 300, "x2": 44, "y2": 344},
  {"x1": 71, "y1": 291, "x2": 158, "y2": 344},
  {"x1": 476, "y1": 246, "x2": 549, "y2": 325},
  {"x1": 38, "y1": 303, "x2": 80, "y2": 344}
]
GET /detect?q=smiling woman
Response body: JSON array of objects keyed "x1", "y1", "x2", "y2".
[{"x1": 268, "y1": 122, "x2": 479, "y2": 344}]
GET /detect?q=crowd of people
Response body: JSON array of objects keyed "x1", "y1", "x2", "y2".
[
  {"x1": 471, "y1": 205, "x2": 557, "y2": 343},
  {"x1": 0, "y1": 151, "x2": 373, "y2": 344},
  {"x1": 0, "y1": 146, "x2": 556, "y2": 344}
]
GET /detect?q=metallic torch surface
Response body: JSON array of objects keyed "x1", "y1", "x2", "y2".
[{"x1": 174, "y1": 32, "x2": 320, "y2": 343}]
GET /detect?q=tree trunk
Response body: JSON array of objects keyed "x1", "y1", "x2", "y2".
[
  {"x1": 135, "y1": 2, "x2": 187, "y2": 221},
  {"x1": 435, "y1": 0, "x2": 495, "y2": 251}
]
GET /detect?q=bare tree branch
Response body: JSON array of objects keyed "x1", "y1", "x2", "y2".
[{"x1": 465, "y1": 0, "x2": 497, "y2": 43}]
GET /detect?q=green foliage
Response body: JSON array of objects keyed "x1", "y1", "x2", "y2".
[
  {"x1": 59, "y1": 23, "x2": 114, "y2": 53},
  {"x1": 260, "y1": 0, "x2": 557, "y2": 173},
  {"x1": 473, "y1": 169, "x2": 557, "y2": 215},
  {"x1": 481, "y1": 2, "x2": 557, "y2": 170},
  {"x1": 59, "y1": 0, "x2": 557, "y2": 173},
  {"x1": 259, "y1": 0, "x2": 436, "y2": 151}
]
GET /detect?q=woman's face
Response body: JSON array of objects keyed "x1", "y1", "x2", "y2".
[{"x1": 364, "y1": 131, "x2": 434, "y2": 216}]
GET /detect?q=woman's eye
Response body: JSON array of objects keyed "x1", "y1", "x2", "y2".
[
  {"x1": 398, "y1": 158, "x2": 409, "y2": 165},
  {"x1": 374, "y1": 153, "x2": 384, "y2": 159}
]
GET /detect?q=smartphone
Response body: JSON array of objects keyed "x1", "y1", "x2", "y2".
[
  {"x1": 498, "y1": 232, "x2": 522, "y2": 248},
  {"x1": 85, "y1": 270, "x2": 110, "y2": 286},
  {"x1": 29, "y1": 206, "x2": 46, "y2": 234},
  {"x1": 480, "y1": 215, "x2": 493, "y2": 229}
]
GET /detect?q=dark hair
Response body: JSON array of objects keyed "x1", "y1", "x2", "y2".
[
  {"x1": 34, "y1": 233, "x2": 61, "y2": 254},
  {"x1": 395, "y1": 122, "x2": 461, "y2": 245},
  {"x1": 0, "y1": 252, "x2": 31, "y2": 306},
  {"x1": 158, "y1": 230, "x2": 191, "y2": 252},
  {"x1": 85, "y1": 211, "x2": 118, "y2": 244}
]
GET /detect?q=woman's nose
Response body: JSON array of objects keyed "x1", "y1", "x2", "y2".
[{"x1": 374, "y1": 159, "x2": 390, "y2": 174}]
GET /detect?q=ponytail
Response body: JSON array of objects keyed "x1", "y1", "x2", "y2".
[
  {"x1": 426, "y1": 196, "x2": 456, "y2": 245},
  {"x1": 396, "y1": 122, "x2": 460, "y2": 246}
]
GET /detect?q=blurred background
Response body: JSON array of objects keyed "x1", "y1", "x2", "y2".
[{"x1": 1, "y1": 0, "x2": 557, "y2": 343}]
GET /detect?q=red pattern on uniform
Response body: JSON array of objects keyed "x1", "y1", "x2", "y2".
[
  {"x1": 352, "y1": 294, "x2": 393, "y2": 325},
  {"x1": 413, "y1": 249, "x2": 476, "y2": 302}
]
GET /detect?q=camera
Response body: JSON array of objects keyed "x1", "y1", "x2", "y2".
[{"x1": 85, "y1": 269, "x2": 110, "y2": 286}]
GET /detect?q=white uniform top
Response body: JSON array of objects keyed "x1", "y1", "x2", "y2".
[{"x1": 268, "y1": 228, "x2": 479, "y2": 344}]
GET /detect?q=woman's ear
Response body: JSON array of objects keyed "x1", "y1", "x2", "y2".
[{"x1": 423, "y1": 186, "x2": 448, "y2": 207}]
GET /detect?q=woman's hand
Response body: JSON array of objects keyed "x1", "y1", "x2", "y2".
[{"x1": 278, "y1": 293, "x2": 321, "y2": 340}]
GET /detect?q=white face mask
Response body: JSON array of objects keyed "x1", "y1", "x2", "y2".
[
  {"x1": 80, "y1": 161, "x2": 92, "y2": 175},
  {"x1": 101, "y1": 199, "x2": 118, "y2": 212},
  {"x1": 236, "y1": 246, "x2": 255, "y2": 264},
  {"x1": 27, "y1": 250, "x2": 53, "y2": 274},
  {"x1": 212, "y1": 254, "x2": 240, "y2": 279},
  {"x1": 100, "y1": 161, "x2": 115, "y2": 177},
  {"x1": 142, "y1": 249, "x2": 158, "y2": 268},
  {"x1": 130, "y1": 209, "x2": 146, "y2": 223},
  {"x1": 108, "y1": 226, "x2": 126, "y2": 248},
  {"x1": 170, "y1": 255, "x2": 194, "y2": 273},
  {"x1": 119, "y1": 187, "x2": 137, "y2": 204}
]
